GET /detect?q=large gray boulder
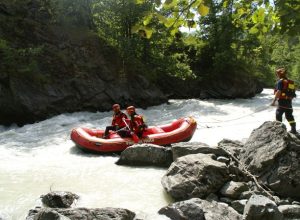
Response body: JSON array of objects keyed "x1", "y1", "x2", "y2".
[
  {"x1": 243, "y1": 194, "x2": 283, "y2": 220},
  {"x1": 41, "y1": 191, "x2": 79, "y2": 208},
  {"x1": 116, "y1": 144, "x2": 172, "y2": 167},
  {"x1": 161, "y1": 153, "x2": 230, "y2": 200},
  {"x1": 26, "y1": 207, "x2": 135, "y2": 220},
  {"x1": 239, "y1": 121, "x2": 300, "y2": 199},
  {"x1": 158, "y1": 198, "x2": 205, "y2": 220},
  {"x1": 217, "y1": 139, "x2": 244, "y2": 158},
  {"x1": 219, "y1": 181, "x2": 249, "y2": 199},
  {"x1": 278, "y1": 204, "x2": 300, "y2": 220},
  {"x1": 158, "y1": 198, "x2": 242, "y2": 220},
  {"x1": 171, "y1": 142, "x2": 227, "y2": 160}
]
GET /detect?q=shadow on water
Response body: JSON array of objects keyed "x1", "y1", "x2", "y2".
[{"x1": 69, "y1": 145, "x2": 120, "y2": 158}]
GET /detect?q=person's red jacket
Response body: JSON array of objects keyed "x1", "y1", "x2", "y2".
[
  {"x1": 131, "y1": 115, "x2": 144, "y2": 131},
  {"x1": 112, "y1": 112, "x2": 127, "y2": 128},
  {"x1": 126, "y1": 114, "x2": 146, "y2": 133}
]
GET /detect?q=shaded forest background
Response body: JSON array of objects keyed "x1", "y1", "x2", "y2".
[
  {"x1": 0, "y1": 0, "x2": 300, "y2": 125},
  {"x1": 1, "y1": 0, "x2": 299, "y2": 87}
]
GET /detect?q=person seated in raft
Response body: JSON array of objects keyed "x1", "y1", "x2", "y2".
[
  {"x1": 103, "y1": 104, "x2": 128, "y2": 138},
  {"x1": 126, "y1": 106, "x2": 147, "y2": 138}
]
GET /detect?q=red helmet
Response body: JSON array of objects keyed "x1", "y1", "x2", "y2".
[
  {"x1": 126, "y1": 106, "x2": 135, "y2": 114},
  {"x1": 126, "y1": 106, "x2": 135, "y2": 111},
  {"x1": 112, "y1": 104, "x2": 120, "y2": 109}
]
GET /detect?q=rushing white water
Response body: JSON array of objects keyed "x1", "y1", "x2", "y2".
[{"x1": 0, "y1": 89, "x2": 299, "y2": 220}]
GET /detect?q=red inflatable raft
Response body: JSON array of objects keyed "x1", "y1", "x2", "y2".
[{"x1": 71, "y1": 116, "x2": 197, "y2": 153}]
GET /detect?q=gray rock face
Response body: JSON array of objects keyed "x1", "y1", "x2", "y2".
[
  {"x1": 243, "y1": 195, "x2": 283, "y2": 220},
  {"x1": 171, "y1": 142, "x2": 227, "y2": 161},
  {"x1": 161, "y1": 153, "x2": 230, "y2": 200},
  {"x1": 219, "y1": 181, "x2": 249, "y2": 199},
  {"x1": 26, "y1": 207, "x2": 135, "y2": 220},
  {"x1": 41, "y1": 191, "x2": 79, "y2": 208},
  {"x1": 278, "y1": 205, "x2": 300, "y2": 220},
  {"x1": 217, "y1": 139, "x2": 244, "y2": 158},
  {"x1": 158, "y1": 198, "x2": 205, "y2": 220},
  {"x1": 239, "y1": 191, "x2": 255, "y2": 200},
  {"x1": 0, "y1": 72, "x2": 167, "y2": 126},
  {"x1": 231, "y1": 199, "x2": 248, "y2": 214},
  {"x1": 158, "y1": 198, "x2": 242, "y2": 220},
  {"x1": 0, "y1": 1, "x2": 167, "y2": 126},
  {"x1": 157, "y1": 73, "x2": 263, "y2": 100},
  {"x1": 116, "y1": 144, "x2": 172, "y2": 167},
  {"x1": 216, "y1": 156, "x2": 230, "y2": 163},
  {"x1": 199, "y1": 74, "x2": 263, "y2": 99},
  {"x1": 239, "y1": 121, "x2": 300, "y2": 199},
  {"x1": 27, "y1": 208, "x2": 69, "y2": 220}
]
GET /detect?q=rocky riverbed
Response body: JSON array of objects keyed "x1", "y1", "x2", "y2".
[{"x1": 25, "y1": 121, "x2": 300, "y2": 220}]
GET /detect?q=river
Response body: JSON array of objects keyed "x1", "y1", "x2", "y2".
[{"x1": 0, "y1": 89, "x2": 299, "y2": 220}]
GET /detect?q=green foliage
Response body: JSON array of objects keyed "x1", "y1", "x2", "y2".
[
  {"x1": 2, "y1": 0, "x2": 299, "y2": 89},
  {"x1": 275, "y1": 0, "x2": 300, "y2": 36},
  {"x1": 131, "y1": 0, "x2": 212, "y2": 37},
  {"x1": 89, "y1": 0, "x2": 300, "y2": 84},
  {"x1": 91, "y1": 0, "x2": 194, "y2": 80},
  {"x1": 134, "y1": 0, "x2": 299, "y2": 41},
  {"x1": 262, "y1": 35, "x2": 300, "y2": 86},
  {"x1": 50, "y1": 0, "x2": 94, "y2": 27}
]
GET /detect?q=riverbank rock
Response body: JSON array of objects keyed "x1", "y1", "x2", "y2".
[
  {"x1": 171, "y1": 142, "x2": 227, "y2": 160},
  {"x1": 116, "y1": 144, "x2": 172, "y2": 167},
  {"x1": 239, "y1": 121, "x2": 300, "y2": 199},
  {"x1": 26, "y1": 207, "x2": 135, "y2": 220},
  {"x1": 278, "y1": 204, "x2": 300, "y2": 219},
  {"x1": 41, "y1": 191, "x2": 79, "y2": 208},
  {"x1": 243, "y1": 194, "x2": 283, "y2": 220},
  {"x1": 219, "y1": 181, "x2": 249, "y2": 199},
  {"x1": 161, "y1": 153, "x2": 230, "y2": 200},
  {"x1": 157, "y1": 73, "x2": 263, "y2": 99},
  {"x1": 158, "y1": 198, "x2": 242, "y2": 220},
  {"x1": 217, "y1": 139, "x2": 244, "y2": 158},
  {"x1": 199, "y1": 74, "x2": 263, "y2": 99}
]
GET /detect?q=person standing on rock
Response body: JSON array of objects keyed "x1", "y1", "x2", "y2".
[
  {"x1": 271, "y1": 68, "x2": 297, "y2": 134},
  {"x1": 103, "y1": 104, "x2": 128, "y2": 138}
]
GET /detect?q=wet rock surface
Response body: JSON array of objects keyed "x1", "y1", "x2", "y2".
[
  {"x1": 239, "y1": 121, "x2": 300, "y2": 199},
  {"x1": 26, "y1": 207, "x2": 136, "y2": 220},
  {"x1": 41, "y1": 191, "x2": 79, "y2": 208},
  {"x1": 159, "y1": 198, "x2": 242, "y2": 220},
  {"x1": 161, "y1": 153, "x2": 230, "y2": 200},
  {"x1": 116, "y1": 144, "x2": 172, "y2": 167}
]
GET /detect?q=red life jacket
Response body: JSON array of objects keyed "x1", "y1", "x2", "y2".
[
  {"x1": 274, "y1": 78, "x2": 296, "y2": 100},
  {"x1": 112, "y1": 112, "x2": 127, "y2": 128},
  {"x1": 129, "y1": 114, "x2": 146, "y2": 133}
]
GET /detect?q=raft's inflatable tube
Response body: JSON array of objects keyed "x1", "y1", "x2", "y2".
[{"x1": 71, "y1": 116, "x2": 197, "y2": 153}]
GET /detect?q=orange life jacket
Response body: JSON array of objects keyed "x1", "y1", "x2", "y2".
[{"x1": 274, "y1": 78, "x2": 296, "y2": 100}]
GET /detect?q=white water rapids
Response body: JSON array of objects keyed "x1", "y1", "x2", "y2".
[{"x1": 0, "y1": 89, "x2": 299, "y2": 220}]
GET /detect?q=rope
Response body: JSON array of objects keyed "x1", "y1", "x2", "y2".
[
  {"x1": 197, "y1": 104, "x2": 299, "y2": 130},
  {"x1": 198, "y1": 105, "x2": 272, "y2": 125},
  {"x1": 220, "y1": 146, "x2": 275, "y2": 201}
]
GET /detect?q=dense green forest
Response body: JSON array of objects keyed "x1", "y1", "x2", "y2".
[{"x1": 1, "y1": 0, "x2": 300, "y2": 87}]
